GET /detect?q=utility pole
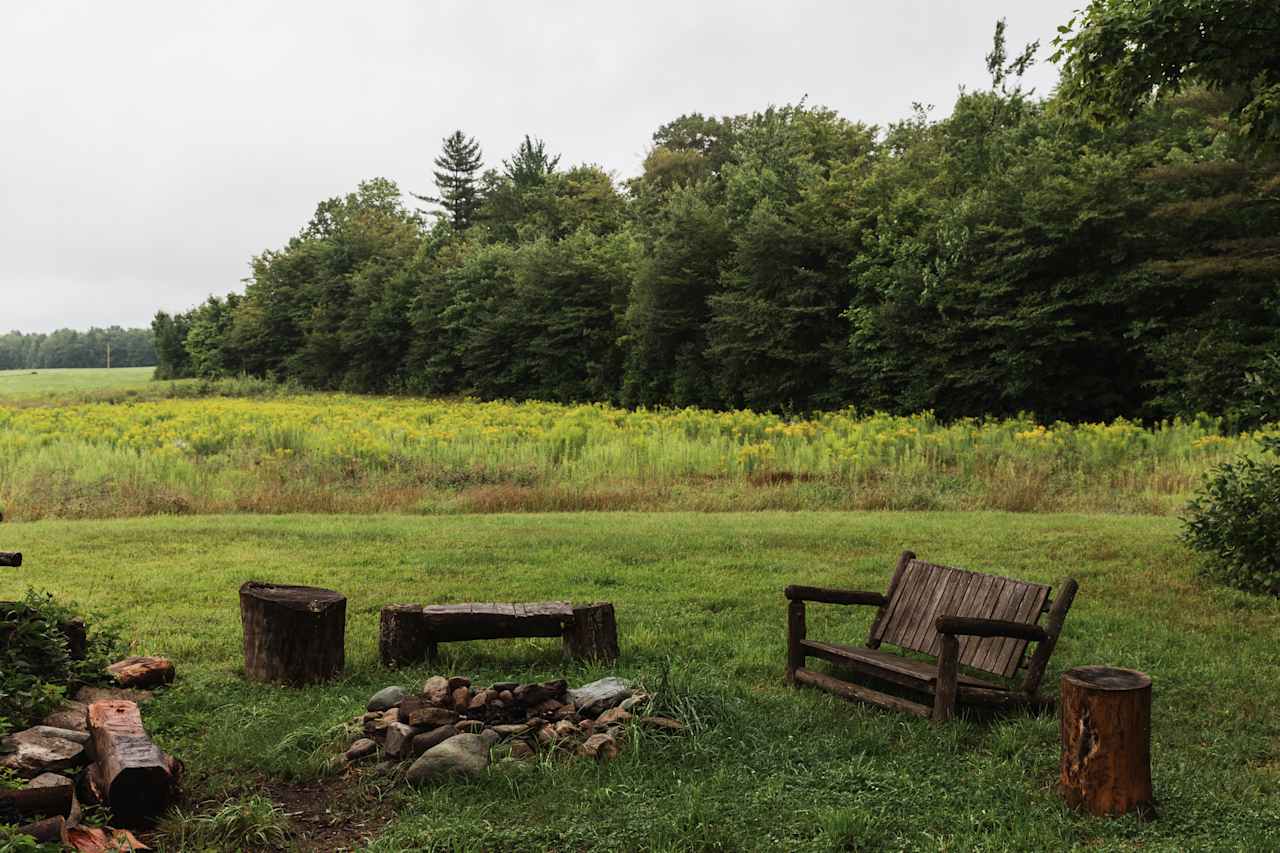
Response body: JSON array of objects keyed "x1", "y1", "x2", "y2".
[{"x1": 106, "y1": 342, "x2": 111, "y2": 369}]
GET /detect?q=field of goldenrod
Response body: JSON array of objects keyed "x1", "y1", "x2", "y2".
[{"x1": 0, "y1": 392, "x2": 1266, "y2": 520}]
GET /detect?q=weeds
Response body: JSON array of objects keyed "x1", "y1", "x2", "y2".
[
  {"x1": 1, "y1": 394, "x2": 1268, "y2": 520},
  {"x1": 154, "y1": 796, "x2": 291, "y2": 852}
]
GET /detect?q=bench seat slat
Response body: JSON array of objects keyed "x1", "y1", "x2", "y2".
[{"x1": 801, "y1": 640, "x2": 1001, "y2": 689}]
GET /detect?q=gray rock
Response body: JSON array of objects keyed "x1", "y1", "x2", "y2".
[
  {"x1": 479, "y1": 728, "x2": 500, "y2": 747},
  {"x1": 40, "y1": 701, "x2": 88, "y2": 732},
  {"x1": 345, "y1": 738, "x2": 378, "y2": 762},
  {"x1": 411, "y1": 725, "x2": 457, "y2": 756},
  {"x1": 28, "y1": 726, "x2": 90, "y2": 745},
  {"x1": 404, "y1": 733, "x2": 490, "y2": 784},
  {"x1": 367, "y1": 686, "x2": 407, "y2": 712},
  {"x1": 568, "y1": 677, "x2": 633, "y2": 716},
  {"x1": 28, "y1": 772, "x2": 74, "y2": 790},
  {"x1": 619, "y1": 692, "x2": 650, "y2": 713},
  {"x1": 0, "y1": 730, "x2": 86, "y2": 777},
  {"x1": 383, "y1": 722, "x2": 416, "y2": 759}
]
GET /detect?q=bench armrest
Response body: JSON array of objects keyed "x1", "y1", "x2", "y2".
[
  {"x1": 785, "y1": 586, "x2": 887, "y2": 607},
  {"x1": 934, "y1": 616, "x2": 1047, "y2": 642}
]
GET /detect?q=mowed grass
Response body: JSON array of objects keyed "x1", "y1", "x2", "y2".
[
  {"x1": 2, "y1": 511, "x2": 1277, "y2": 851},
  {"x1": 0, "y1": 366, "x2": 156, "y2": 397}
]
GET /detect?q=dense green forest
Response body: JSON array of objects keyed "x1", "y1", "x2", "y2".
[
  {"x1": 153, "y1": 7, "x2": 1280, "y2": 425},
  {"x1": 0, "y1": 327, "x2": 155, "y2": 370}
]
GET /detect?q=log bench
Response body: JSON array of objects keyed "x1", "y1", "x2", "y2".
[
  {"x1": 786, "y1": 550, "x2": 1078, "y2": 722},
  {"x1": 380, "y1": 601, "x2": 618, "y2": 666}
]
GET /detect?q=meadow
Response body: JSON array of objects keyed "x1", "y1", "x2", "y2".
[
  {"x1": 0, "y1": 366, "x2": 157, "y2": 397},
  {"x1": 3, "y1": 372, "x2": 1277, "y2": 850},
  {"x1": 2, "y1": 512, "x2": 1277, "y2": 851},
  {"x1": 0, "y1": 377, "x2": 1267, "y2": 521}
]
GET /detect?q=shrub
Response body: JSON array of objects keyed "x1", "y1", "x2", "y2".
[
  {"x1": 1182, "y1": 435, "x2": 1280, "y2": 596},
  {"x1": 0, "y1": 591, "x2": 125, "y2": 734}
]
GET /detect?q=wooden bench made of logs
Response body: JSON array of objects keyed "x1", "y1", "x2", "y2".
[
  {"x1": 380, "y1": 601, "x2": 618, "y2": 666},
  {"x1": 786, "y1": 550, "x2": 1078, "y2": 722}
]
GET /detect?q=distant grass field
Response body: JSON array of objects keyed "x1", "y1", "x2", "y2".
[
  {"x1": 1, "y1": 511, "x2": 1276, "y2": 850},
  {"x1": 0, "y1": 366, "x2": 156, "y2": 396},
  {"x1": 1, "y1": 379, "x2": 1266, "y2": 520}
]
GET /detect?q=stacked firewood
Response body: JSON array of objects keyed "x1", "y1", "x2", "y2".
[
  {"x1": 346, "y1": 675, "x2": 684, "y2": 777},
  {"x1": 0, "y1": 696, "x2": 179, "y2": 845}
]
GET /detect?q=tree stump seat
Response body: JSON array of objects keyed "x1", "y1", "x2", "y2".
[
  {"x1": 239, "y1": 582, "x2": 346, "y2": 685},
  {"x1": 1059, "y1": 666, "x2": 1155, "y2": 819},
  {"x1": 380, "y1": 601, "x2": 618, "y2": 665}
]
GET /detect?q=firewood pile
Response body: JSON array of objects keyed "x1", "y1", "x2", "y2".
[
  {"x1": 346, "y1": 675, "x2": 685, "y2": 783},
  {"x1": 1, "y1": 660, "x2": 179, "y2": 849}
]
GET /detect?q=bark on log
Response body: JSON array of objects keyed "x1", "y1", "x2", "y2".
[
  {"x1": 0, "y1": 783, "x2": 73, "y2": 819},
  {"x1": 86, "y1": 700, "x2": 176, "y2": 827},
  {"x1": 239, "y1": 581, "x2": 345, "y2": 685},
  {"x1": 14, "y1": 816, "x2": 68, "y2": 845},
  {"x1": 379, "y1": 604, "x2": 428, "y2": 667},
  {"x1": 562, "y1": 602, "x2": 619, "y2": 662},
  {"x1": 0, "y1": 551, "x2": 21, "y2": 567},
  {"x1": 1059, "y1": 666, "x2": 1155, "y2": 819},
  {"x1": 107, "y1": 656, "x2": 176, "y2": 688}
]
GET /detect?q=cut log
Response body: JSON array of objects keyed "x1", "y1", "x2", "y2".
[
  {"x1": 0, "y1": 778, "x2": 74, "y2": 819},
  {"x1": 15, "y1": 816, "x2": 68, "y2": 845},
  {"x1": 562, "y1": 602, "x2": 619, "y2": 662},
  {"x1": 239, "y1": 581, "x2": 345, "y2": 685},
  {"x1": 379, "y1": 604, "x2": 429, "y2": 667},
  {"x1": 86, "y1": 700, "x2": 176, "y2": 827},
  {"x1": 107, "y1": 656, "x2": 176, "y2": 688},
  {"x1": 1059, "y1": 666, "x2": 1155, "y2": 819},
  {"x1": 0, "y1": 551, "x2": 21, "y2": 567}
]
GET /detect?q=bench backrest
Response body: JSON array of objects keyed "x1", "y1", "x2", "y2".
[{"x1": 869, "y1": 557, "x2": 1050, "y2": 679}]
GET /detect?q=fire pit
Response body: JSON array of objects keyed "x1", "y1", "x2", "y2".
[{"x1": 345, "y1": 675, "x2": 684, "y2": 783}]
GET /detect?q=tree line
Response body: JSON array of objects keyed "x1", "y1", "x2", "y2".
[
  {"x1": 153, "y1": 6, "x2": 1280, "y2": 425},
  {"x1": 0, "y1": 327, "x2": 156, "y2": 371}
]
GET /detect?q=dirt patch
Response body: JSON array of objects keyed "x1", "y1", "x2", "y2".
[{"x1": 264, "y1": 774, "x2": 399, "y2": 852}]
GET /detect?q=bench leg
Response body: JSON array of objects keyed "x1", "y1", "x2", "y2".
[
  {"x1": 786, "y1": 600, "x2": 806, "y2": 684},
  {"x1": 933, "y1": 634, "x2": 959, "y2": 723},
  {"x1": 427, "y1": 642, "x2": 439, "y2": 665}
]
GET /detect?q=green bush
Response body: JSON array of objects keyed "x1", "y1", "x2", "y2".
[
  {"x1": 0, "y1": 591, "x2": 125, "y2": 734},
  {"x1": 1182, "y1": 435, "x2": 1280, "y2": 596}
]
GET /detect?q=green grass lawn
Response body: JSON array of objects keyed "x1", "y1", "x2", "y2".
[
  {"x1": 2, "y1": 511, "x2": 1277, "y2": 851},
  {"x1": 0, "y1": 366, "x2": 156, "y2": 397}
]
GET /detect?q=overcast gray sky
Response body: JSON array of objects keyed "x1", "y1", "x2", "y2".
[{"x1": 1, "y1": 0, "x2": 1075, "y2": 333}]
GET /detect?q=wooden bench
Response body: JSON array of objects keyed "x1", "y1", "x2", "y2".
[
  {"x1": 379, "y1": 601, "x2": 618, "y2": 665},
  {"x1": 785, "y1": 550, "x2": 1078, "y2": 722}
]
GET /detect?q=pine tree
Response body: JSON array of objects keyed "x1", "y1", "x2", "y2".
[
  {"x1": 415, "y1": 130, "x2": 483, "y2": 230},
  {"x1": 503, "y1": 135, "x2": 560, "y2": 189}
]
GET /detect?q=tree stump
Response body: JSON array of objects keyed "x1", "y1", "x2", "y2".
[
  {"x1": 379, "y1": 604, "x2": 429, "y2": 667},
  {"x1": 1059, "y1": 666, "x2": 1155, "y2": 819},
  {"x1": 562, "y1": 602, "x2": 619, "y2": 662},
  {"x1": 239, "y1": 582, "x2": 346, "y2": 685},
  {"x1": 85, "y1": 700, "x2": 177, "y2": 827}
]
